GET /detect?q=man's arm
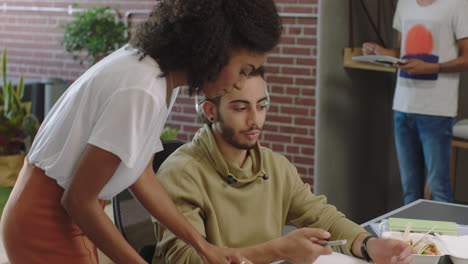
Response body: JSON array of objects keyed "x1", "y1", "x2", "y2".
[
  {"x1": 282, "y1": 161, "x2": 412, "y2": 264},
  {"x1": 362, "y1": 32, "x2": 402, "y2": 58},
  {"x1": 235, "y1": 228, "x2": 332, "y2": 264},
  {"x1": 283, "y1": 161, "x2": 365, "y2": 255},
  {"x1": 351, "y1": 233, "x2": 412, "y2": 264},
  {"x1": 400, "y1": 38, "x2": 468, "y2": 74}
]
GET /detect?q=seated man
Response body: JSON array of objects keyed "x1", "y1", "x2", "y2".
[{"x1": 152, "y1": 68, "x2": 411, "y2": 264}]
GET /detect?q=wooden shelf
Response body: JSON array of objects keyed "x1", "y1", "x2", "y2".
[{"x1": 343, "y1": 47, "x2": 397, "y2": 73}]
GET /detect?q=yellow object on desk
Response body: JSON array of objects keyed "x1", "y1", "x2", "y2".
[{"x1": 389, "y1": 217, "x2": 457, "y2": 235}]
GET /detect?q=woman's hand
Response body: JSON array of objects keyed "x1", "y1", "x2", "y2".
[{"x1": 197, "y1": 243, "x2": 253, "y2": 264}]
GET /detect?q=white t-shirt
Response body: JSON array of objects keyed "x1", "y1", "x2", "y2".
[
  {"x1": 28, "y1": 45, "x2": 180, "y2": 200},
  {"x1": 393, "y1": 0, "x2": 468, "y2": 117}
]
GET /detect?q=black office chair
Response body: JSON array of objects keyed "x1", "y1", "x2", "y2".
[{"x1": 112, "y1": 140, "x2": 185, "y2": 263}]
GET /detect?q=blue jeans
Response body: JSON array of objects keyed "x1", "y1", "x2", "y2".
[{"x1": 393, "y1": 111, "x2": 455, "y2": 204}]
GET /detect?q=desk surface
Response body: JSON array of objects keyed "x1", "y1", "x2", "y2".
[
  {"x1": 360, "y1": 199, "x2": 468, "y2": 264},
  {"x1": 361, "y1": 199, "x2": 468, "y2": 235}
]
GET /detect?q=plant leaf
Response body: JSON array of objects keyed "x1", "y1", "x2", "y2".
[{"x1": 16, "y1": 74, "x2": 24, "y2": 99}]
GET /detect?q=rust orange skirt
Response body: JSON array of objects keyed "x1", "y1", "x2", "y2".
[{"x1": 1, "y1": 159, "x2": 105, "y2": 263}]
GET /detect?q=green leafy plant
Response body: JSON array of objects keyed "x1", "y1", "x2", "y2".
[
  {"x1": 0, "y1": 49, "x2": 39, "y2": 155},
  {"x1": 160, "y1": 125, "x2": 180, "y2": 141},
  {"x1": 62, "y1": 5, "x2": 128, "y2": 65}
]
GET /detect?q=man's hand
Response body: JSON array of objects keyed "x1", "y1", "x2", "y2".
[
  {"x1": 367, "y1": 238, "x2": 412, "y2": 264},
  {"x1": 276, "y1": 228, "x2": 333, "y2": 264},
  {"x1": 362, "y1": 42, "x2": 385, "y2": 56},
  {"x1": 362, "y1": 42, "x2": 401, "y2": 58},
  {"x1": 399, "y1": 59, "x2": 439, "y2": 75}
]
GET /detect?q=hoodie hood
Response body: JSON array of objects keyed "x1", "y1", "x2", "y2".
[{"x1": 192, "y1": 125, "x2": 266, "y2": 185}]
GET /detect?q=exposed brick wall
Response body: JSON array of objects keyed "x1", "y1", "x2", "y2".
[{"x1": 0, "y1": 0, "x2": 317, "y2": 181}]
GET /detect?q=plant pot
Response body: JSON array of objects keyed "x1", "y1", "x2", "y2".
[{"x1": 0, "y1": 154, "x2": 25, "y2": 187}]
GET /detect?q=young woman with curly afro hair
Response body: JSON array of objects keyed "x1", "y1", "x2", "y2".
[{"x1": 1, "y1": 0, "x2": 282, "y2": 263}]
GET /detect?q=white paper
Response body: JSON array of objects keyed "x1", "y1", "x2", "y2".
[
  {"x1": 352, "y1": 55, "x2": 406, "y2": 67},
  {"x1": 270, "y1": 253, "x2": 368, "y2": 264}
]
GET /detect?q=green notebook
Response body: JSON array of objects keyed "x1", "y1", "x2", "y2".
[{"x1": 388, "y1": 217, "x2": 457, "y2": 235}]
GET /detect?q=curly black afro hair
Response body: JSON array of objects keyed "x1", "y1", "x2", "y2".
[{"x1": 130, "y1": 0, "x2": 282, "y2": 95}]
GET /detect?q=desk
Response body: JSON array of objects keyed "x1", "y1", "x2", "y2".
[
  {"x1": 360, "y1": 199, "x2": 468, "y2": 264},
  {"x1": 361, "y1": 199, "x2": 468, "y2": 236}
]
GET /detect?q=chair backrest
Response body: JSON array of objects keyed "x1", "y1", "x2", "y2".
[{"x1": 112, "y1": 140, "x2": 185, "y2": 250}]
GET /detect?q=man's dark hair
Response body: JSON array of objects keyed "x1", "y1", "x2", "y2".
[
  {"x1": 197, "y1": 66, "x2": 266, "y2": 125},
  {"x1": 130, "y1": 0, "x2": 281, "y2": 95}
]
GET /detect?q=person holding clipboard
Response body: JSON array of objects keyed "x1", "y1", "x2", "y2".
[{"x1": 363, "y1": 0, "x2": 468, "y2": 205}]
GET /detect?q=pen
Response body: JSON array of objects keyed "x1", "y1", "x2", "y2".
[{"x1": 315, "y1": 239, "x2": 347, "y2": 246}]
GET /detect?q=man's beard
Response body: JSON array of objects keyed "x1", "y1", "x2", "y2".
[{"x1": 217, "y1": 111, "x2": 261, "y2": 150}]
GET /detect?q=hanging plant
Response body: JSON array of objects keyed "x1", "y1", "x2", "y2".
[{"x1": 62, "y1": 5, "x2": 128, "y2": 65}]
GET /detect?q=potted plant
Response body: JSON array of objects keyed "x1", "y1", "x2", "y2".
[
  {"x1": 0, "y1": 49, "x2": 39, "y2": 188},
  {"x1": 160, "y1": 125, "x2": 180, "y2": 141},
  {"x1": 62, "y1": 4, "x2": 128, "y2": 65}
]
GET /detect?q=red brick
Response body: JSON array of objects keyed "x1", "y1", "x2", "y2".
[
  {"x1": 183, "y1": 106, "x2": 197, "y2": 114},
  {"x1": 281, "y1": 126, "x2": 308, "y2": 135},
  {"x1": 282, "y1": 6, "x2": 313, "y2": 13},
  {"x1": 266, "y1": 76, "x2": 293, "y2": 84},
  {"x1": 282, "y1": 67, "x2": 311, "y2": 76},
  {"x1": 280, "y1": 17, "x2": 296, "y2": 25},
  {"x1": 182, "y1": 125, "x2": 201, "y2": 133},
  {"x1": 297, "y1": 166, "x2": 307, "y2": 175},
  {"x1": 281, "y1": 106, "x2": 308, "y2": 116},
  {"x1": 264, "y1": 134, "x2": 291, "y2": 143},
  {"x1": 302, "y1": 147, "x2": 314, "y2": 155},
  {"x1": 280, "y1": 37, "x2": 296, "y2": 45},
  {"x1": 171, "y1": 114, "x2": 195, "y2": 123},
  {"x1": 297, "y1": 38, "x2": 317, "y2": 46},
  {"x1": 282, "y1": 47, "x2": 311, "y2": 56},
  {"x1": 286, "y1": 87, "x2": 300, "y2": 95},
  {"x1": 263, "y1": 124, "x2": 279, "y2": 132},
  {"x1": 267, "y1": 105, "x2": 279, "y2": 113},
  {"x1": 295, "y1": 117, "x2": 315, "y2": 126},
  {"x1": 268, "y1": 115, "x2": 293, "y2": 123},
  {"x1": 304, "y1": 28, "x2": 317, "y2": 35},
  {"x1": 302, "y1": 88, "x2": 316, "y2": 96},
  {"x1": 294, "y1": 136, "x2": 315, "y2": 145},
  {"x1": 267, "y1": 56, "x2": 294, "y2": 64},
  {"x1": 264, "y1": 66, "x2": 280, "y2": 74},
  {"x1": 298, "y1": 17, "x2": 318, "y2": 24},
  {"x1": 296, "y1": 58, "x2": 317, "y2": 66},
  {"x1": 270, "y1": 86, "x2": 284, "y2": 93},
  {"x1": 287, "y1": 27, "x2": 302, "y2": 35},
  {"x1": 287, "y1": 146, "x2": 299, "y2": 154},
  {"x1": 296, "y1": 78, "x2": 316, "y2": 86},
  {"x1": 270, "y1": 95, "x2": 293, "y2": 104},
  {"x1": 294, "y1": 156, "x2": 314, "y2": 165},
  {"x1": 272, "y1": 144, "x2": 285, "y2": 152},
  {"x1": 294, "y1": 97, "x2": 314, "y2": 105}
]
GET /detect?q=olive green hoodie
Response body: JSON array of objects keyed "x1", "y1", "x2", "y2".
[{"x1": 153, "y1": 125, "x2": 366, "y2": 264}]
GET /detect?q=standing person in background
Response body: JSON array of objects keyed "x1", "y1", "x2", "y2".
[
  {"x1": 1, "y1": 0, "x2": 281, "y2": 263},
  {"x1": 363, "y1": 0, "x2": 468, "y2": 204}
]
